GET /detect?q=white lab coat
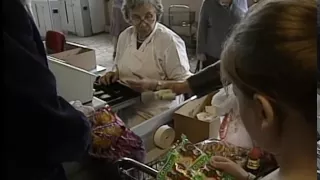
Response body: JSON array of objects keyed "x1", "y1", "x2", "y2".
[{"x1": 114, "y1": 23, "x2": 193, "y2": 128}]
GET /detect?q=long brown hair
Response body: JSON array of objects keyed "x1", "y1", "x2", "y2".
[{"x1": 221, "y1": 0, "x2": 317, "y2": 122}]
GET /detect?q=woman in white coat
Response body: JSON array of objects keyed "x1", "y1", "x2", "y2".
[{"x1": 100, "y1": 0, "x2": 193, "y2": 128}]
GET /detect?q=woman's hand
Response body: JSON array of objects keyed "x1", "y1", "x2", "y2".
[
  {"x1": 127, "y1": 78, "x2": 192, "y2": 94},
  {"x1": 99, "y1": 71, "x2": 119, "y2": 85},
  {"x1": 126, "y1": 79, "x2": 157, "y2": 92},
  {"x1": 211, "y1": 156, "x2": 249, "y2": 180},
  {"x1": 124, "y1": 73, "x2": 157, "y2": 92}
]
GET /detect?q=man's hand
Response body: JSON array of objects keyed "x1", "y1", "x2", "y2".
[
  {"x1": 211, "y1": 156, "x2": 249, "y2": 180},
  {"x1": 126, "y1": 79, "x2": 158, "y2": 92},
  {"x1": 126, "y1": 73, "x2": 193, "y2": 94},
  {"x1": 165, "y1": 81, "x2": 192, "y2": 95}
]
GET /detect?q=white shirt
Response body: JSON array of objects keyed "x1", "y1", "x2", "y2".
[
  {"x1": 114, "y1": 23, "x2": 192, "y2": 81},
  {"x1": 114, "y1": 23, "x2": 193, "y2": 126}
]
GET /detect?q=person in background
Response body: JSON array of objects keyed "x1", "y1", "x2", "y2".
[
  {"x1": 210, "y1": 0, "x2": 316, "y2": 179},
  {"x1": 196, "y1": 0, "x2": 248, "y2": 70},
  {"x1": 127, "y1": 60, "x2": 222, "y2": 99},
  {"x1": 21, "y1": 0, "x2": 34, "y2": 19},
  {"x1": 4, "y1": 0, "x2": 91, "y2": 179},
  {"x1": 100, "y1": 0, "x2": 193, "y2": 128},
  {"x1": 110, "y1": 0, "x2": 130, "y2": 59},
  {"x1": 126, "y1": 1, "x2": 262, "y2": 99}
]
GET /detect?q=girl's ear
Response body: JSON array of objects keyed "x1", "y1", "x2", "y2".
[{"x1": 253, "y1": 94, "x2": 275, "y2": 129}]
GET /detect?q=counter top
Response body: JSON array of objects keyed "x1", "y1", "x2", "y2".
[{"x1": 85, "y1": 97, "x2": 107, "y2": 110}]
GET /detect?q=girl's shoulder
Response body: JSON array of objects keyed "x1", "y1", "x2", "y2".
[{"x1": 260, "y1": 169, "x2": 280, "y2": 180}]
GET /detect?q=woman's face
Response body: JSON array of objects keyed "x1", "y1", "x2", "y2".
[
  {"x1": 232, "y1": 84, "x2": 280, "y2": 154},
  {"x1": 130, "y1": 3, "x2": 157, "y2": 37}
]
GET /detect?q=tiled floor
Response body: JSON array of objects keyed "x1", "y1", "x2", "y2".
[
  {"x1": 66, "y1": 33, "x2": 198, "y2": 72},
  {"x1": 66, "y1": 33, "x2": 115, "y2": 71}
]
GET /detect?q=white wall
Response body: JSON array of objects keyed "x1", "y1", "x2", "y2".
[
  {"x1": 103, "y1": 0, "x2": 203, "y2": 34},
  {"x1": 31, "y1": 0, "x2": 63, "y2": 37},
  {"x1": 104, "y1": 0, "x2": 253, "y2": 34},
  {"x1": 161, "y1": 0, "x2": 203, "y2": 36},
  {"x1": 161, "y1": 0, "x2": 203, "y2": 25},
  {"x1": 161, "y1": 0, "x2": 253, "y2": 35},
  {"x1": 162, "y1": 0, "x2": 253, "y2": 24}
]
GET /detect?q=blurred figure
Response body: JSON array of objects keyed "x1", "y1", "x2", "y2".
[
  {"x1": 110, "y1": 0, "x2": 130, "y2": 59},
  {"x1": 196, "y1": 0, "x2": 248, "y2": 70},
  {"x1": 21, "y1": 0, "x2": 34, "y2": 18},
  {"x1": 4, "y1": 0, "x2": 91, "y2": 179}
]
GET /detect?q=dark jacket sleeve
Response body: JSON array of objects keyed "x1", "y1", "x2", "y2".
[
  {"x1": 317, "y1": 3, "x2": 320, "y2": 81},
  {"x1": 187, "y1": 61, "x2": 222, "y2": 98},
  {"x1": 4, "y1": 0, "x2": 91, "y2": 166},
  {"x1": 197, "y1": 0, "x2": 209, "y2": 54}
]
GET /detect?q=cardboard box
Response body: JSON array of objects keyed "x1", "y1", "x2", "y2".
[
  {"x1": 50, "y1": 48, "x2": 96, "y2": 71},
  {"x1": 48, "y1": 42, "x2": 97, "y2": 71},
  {"x1": 173, "y1": 92, "x2": 221, "y2": 144}
]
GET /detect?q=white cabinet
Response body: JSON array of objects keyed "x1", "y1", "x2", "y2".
[
  {"x1": 88, "y1": 0, "x2": 106, "y2": 34},
  {"x1": 60, "y1": 0, "x2": 76, "y2": 33},
  {"x1": 73, "y1": 0, "x2": 93, "y2": 37},
  {"x1": 60, "y1": 0, "x2": 93, "y2": 37},
  {"x1": 31, "y1": 0, "x2": 62, "y2": 37},
  {"x1": 31, "y1": 0, "x2": 106, "y2": 37}
]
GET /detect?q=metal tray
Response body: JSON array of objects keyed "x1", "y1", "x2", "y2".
[{"x1": 93, "y1": 81, "x2": 141, "y2": 111}]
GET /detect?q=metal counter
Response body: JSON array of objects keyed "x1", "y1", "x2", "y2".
[{"x1": 131, "y1": 96, "x2": 196, "y2": 151}]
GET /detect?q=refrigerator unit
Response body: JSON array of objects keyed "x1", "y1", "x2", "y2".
[
  {"x1": 60, "y1": 0, "x2": 93, "y2": 37},
  {"x1": 87, "y1": 0, "x2": 106, "y2": 34},
  {"x1": 31, "y1": 0, "x2": 63, "y2": 37}
]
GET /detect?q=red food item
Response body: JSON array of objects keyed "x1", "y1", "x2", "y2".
[
  {"x1": 89, "y1": 107, "x2": 145, "y2": 162},
  {"x1": 249, "y1": 147, "x2": 262, "y2": 159},
  {"x1": 219, "y1": 113, "x2": 231, "y2": 140}
]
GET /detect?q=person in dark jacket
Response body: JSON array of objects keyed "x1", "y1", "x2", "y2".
[
  {"x1": 126, "y1": 61, "x2": 222, "y2": 98},
  {"x1": 196, "y1": 0, "x2": 247, "y2": 70},
  {"x1": 4, "y1": 0, "x2": 91, "y2": 179},
  {"x1": 126, "y1": 3, "x2": 259, "y2": 98}
]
